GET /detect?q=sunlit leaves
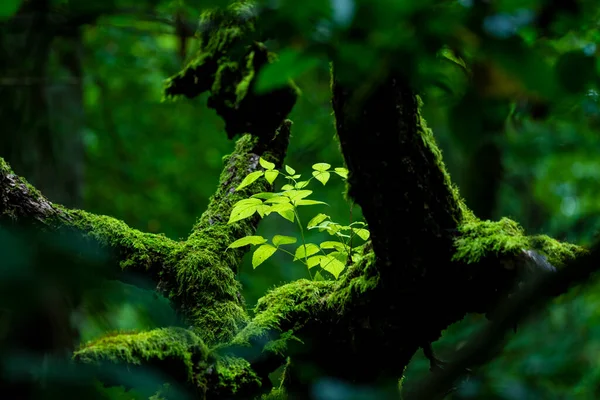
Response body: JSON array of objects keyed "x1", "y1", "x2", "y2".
[
  {"x1": 228, "y1": 198, "x2": 263, "y2": 223},
  {"x1": 235, "y1": 171, "x2": 264, "y2": 191},
  {"x1": 334, "y1": 167, "x2": 348, "y2": 179},
  {"x1": 295, "y1": 181, "x2": 310, "y2": 188},
  {"x1": 294, "y1": 243, "x2": 320, "y2": 260},
  {"x1": 264, "y1": 196, "x2": 290, "y2": 204},
  {"x1": 265, "y1": 169, "x2": 280, "y2": 184},
  {"x1": 269, "y1": 203, "x2": 295, "y2": 222},
  {"x1": 312, "y1": 163, "x2": 331, "y2": 171},
  {"x1": 227, "y1": 162, "x2": 367, "y2": 278},
  {"x1": 259, "y1": 157, "x2": 276, "y2": 170},
  {"x1": 228, "y1": 235, "x2": 268, "y2": 248},
  {"x1": 307, "y1": 255, "x2": 325, "y2": 269},
  {"x1": 354, "y1": 228, "x2": 370, "y2": 240},
  {"x1": 252, "y1": 244, "x2": 278, "y2": 268},
  {"x1": 272, "y1": 235, "x2": 297, "y2": 246},
  {"x1": 312, "y1": 171, "x2": 330, "y2": 185},
  {"x1": 320, "y1": 252, "x2": 346, "y2": 279},
  {"x1": 285, "y1": 189, "x2": 313, "y2": 204},
  {"x1": 295, "y1": 199, "x2": 327, "y2": 206},
  {"x1": 307, "y1": 213, "x2": 329, "y2": 228},
  {"x1": 320, "y1": 241, "x2": 346, "y2": 252},
  {"x1": 312, "y1": 162, "x2": 331, "y2": 185}
]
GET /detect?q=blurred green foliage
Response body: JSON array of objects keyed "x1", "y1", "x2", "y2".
[{"x1": 5, "y1": 0, "x2": 600, "y2": 398}]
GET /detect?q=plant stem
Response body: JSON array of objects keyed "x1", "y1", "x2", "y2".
[{"x1": 294, "y1": 206, "x2": 313, "y2": 280}]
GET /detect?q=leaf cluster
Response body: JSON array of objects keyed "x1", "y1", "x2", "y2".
[{"x1": 227, "y1": 158, "x2": 368, "y2": 280}]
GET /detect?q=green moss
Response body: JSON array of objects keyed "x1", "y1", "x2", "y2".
[
  {"x1": 453, "y1": 216, "x2": 586, "y2": 266},
  {"x1": 529, "y1": 233, "x2": 586, "y2": 267},
  {"x1": 166, "y1": 128, "x2": 290, "y2": 345},
  {"x1": 215, "y1": 355, "x2": 262, "y2": 395},
  {"x1": 74, "y1": 327, "x2": 208, "y2": 384},
  {"x1": 230, "y1": 279, "x2": 335, "y2": 350},
  {"x1": 64, "y1": 209, "x2": 180, "y2": 271},
  {"x1": 164, "y1": 5, "x2": 297, "y2": 139},
  {"x1": 0, "y1": 157, "x2": 57, "y2": 220},
  {"x1": 326, "y1": 248, "x2": 379, "y2": 309},
  {"x1": 261, "y1": 388, "x2": 287, "y2": 400},
  {"x1": 416, "y1": 96, "x2": 472, "y2": 221}
]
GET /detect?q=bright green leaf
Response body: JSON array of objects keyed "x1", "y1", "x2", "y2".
[
  {"x1": 265, "y1": 196, "x2": 290, "y2": 204},
  {"x1": 285, "y1": 165, "x2": 296, "y2": 175},
  {"x1": 281, "y1": 184, "x2": 294, "y2": 190},
  {"x1": 272, "y1": 235, "x2": 297, "y2": 246},
  {"x1": 295, "y1": 181, "x2": 310, "y2": 189},
  {"x1": 252, "y1": 244, "x2": 278, "y2": 268},
  {"x1": 228, "y1": 236, "x2": 268, "y2": 249},
  {"x1": 307, "y1": 213, "x2": 329, "y2": 228},
  {"x1": 320, "y1": 254, "x2": 346, "y2": 279},
  {"x1": 295, "y1": 199, "x2": 328, "y2": 206},
  {"x1": 235, "y1": 171, "x2": 264, "y2": 191},
  {"x1": 334, "y1": 167, "x2": 349, "y2": 179},
  {"x1": 294, "y1": 243, "x2": 320, "y2": 261},
  {"x1": 265, "y1": 170, "x2": 279, "y2": 184},
  {"x1": 313, "y1": 271, "x2": 325, "y2": 281},
  {"x1": 312, "y1": 163, "x2": 331, "y2": 171},
  {"x1": 285, "y1": 190, "x2": 312, "y2": 202},
  {"x1": 228, "y1": 198, "x2": 263, "y2": 224},
  {"x1": 252, "y1": 192, "x2": 275, "y2": 199},
  {"x1": 354, "y1": 228, "x2": 370, "y2": 240},
  {"x1": 320, "y1": 241, "x2": 346, "y2": 252},
  {"x1": 256, "y1": 204, "x2": 271, "y2": 217},
  {"x1": 259, "y1": 157, "x2": 276, "y2": 170},
  {"x1": 312, "y1": 171, "x2": 330, "y2": 185},
  {"x1": 270, "y1": 203, "x2": 295, "y2": 222},
  {"x1": 311, "y1": 221, "x2": 342, "y2": 235},
  {"x1": 349, "y1": 221, "x2": 366, "y2": 226},
  {"x1": 307, "y1": 255, "x2": 325, "y2": 269}
]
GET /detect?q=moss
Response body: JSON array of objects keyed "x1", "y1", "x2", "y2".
[
  {"x1": 214, "y1": 355, "x2": 262, "y2": 395},
  {"x1": 326, "y1": 248, "x2": 379, "y2": 310},
  {"x1": 168, "y1": 239, "x2": 248, "y2": 345},
  {"x1": 64, "y1": 208, "x2": 180, "y2": 271},
  {"x1": 167, "y1": 128, "x2": 290, "y2": 345},
  {"x1": 75, "y1": 328, "x2": 266, "y2": 396},
  {"x1": 453, "y1": 216, "x2": 586, "y2": 267},
  {"x1": 416, "y1": 96, "x2": 472, "y2": 221},
  {"x1": 261, "y1": 388, "x2": 287, "y2": 400},
  {"x1": 0, "y1": 157, "x2": 63, "y2": 221},
  {"x1": 74, "y1": 327, "x2": 208, "y2": 385},
  {"x1": 164, "y1": 5, "x2": 298, "y2": 139},
  {"x1": 230, "y1": 279, "x2": 335, "y2": 350}
]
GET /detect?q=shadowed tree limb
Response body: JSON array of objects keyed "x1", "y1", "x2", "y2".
[{"x1": 405, "y1": 242, "x2": 600, "y2": 399}]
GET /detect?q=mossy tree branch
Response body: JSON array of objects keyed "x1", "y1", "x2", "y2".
[{"x1": 0, "y1": 118, "x2": 292, "y2": 397}]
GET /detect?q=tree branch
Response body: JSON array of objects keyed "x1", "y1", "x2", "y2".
[{"x1": 405, "y1": 241, "x2": 600, "y2": 399}]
